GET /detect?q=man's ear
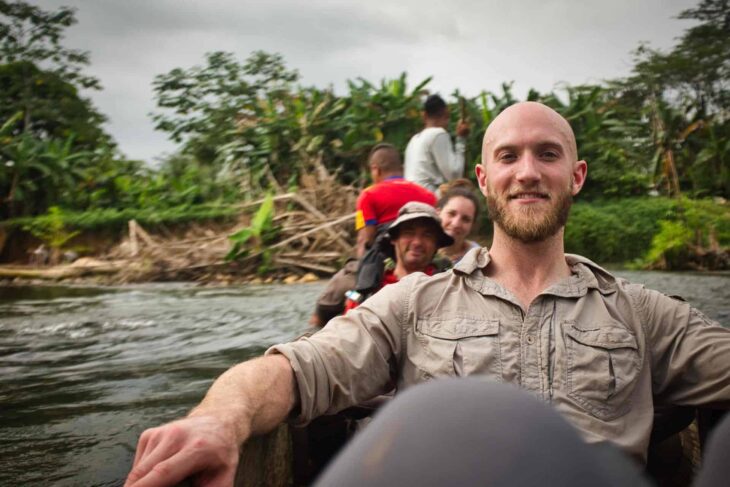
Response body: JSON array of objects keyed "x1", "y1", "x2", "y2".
[
  {"x1": 475, "y1": 163, "x2": 489, "y2": 197},
  {"x1": 572, "y1": 160, "x2": 587, "y2": 196}
]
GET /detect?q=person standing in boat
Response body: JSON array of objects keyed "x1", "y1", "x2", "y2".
[
  {"x1": 404, "y1": 94, "x2": 470, "y2": 195},
  {"x1": 435, "y1": 179, "x2": 482, "y2": 265},
  {"x1": 125, "y1": 102, "x2": 730, "y2": 487},
  {"x1": 310, "y1": 144, "x2": 437, "y2": 327}
]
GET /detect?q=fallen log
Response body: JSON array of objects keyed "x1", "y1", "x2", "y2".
[
  {"x1": 272, "y1": 257, "x2": 338, "y2": 274},
  {"x1": 0, "y1": 262, "x2": 125, "y2": 280}
]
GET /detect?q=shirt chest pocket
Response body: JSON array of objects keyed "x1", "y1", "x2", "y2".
[
  {"x1": 409, "y1": 317, "x2": 502, "y2": 380},
  {"x1": 564, "y1": 322, "x2": 640, "y2": 421}
]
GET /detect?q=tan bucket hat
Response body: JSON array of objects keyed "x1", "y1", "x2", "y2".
[{"x1": 385, "y1": 201, "x2": 454, "y2": 248}]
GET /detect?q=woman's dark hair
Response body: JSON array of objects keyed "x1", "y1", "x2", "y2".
[{"x1": 437, "y1": 180, "x2": 480, "y2": 222}]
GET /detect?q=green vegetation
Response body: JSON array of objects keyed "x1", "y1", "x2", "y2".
[
  {"x1": 226, "y1": 193, "x2": 277, "y2": 260},
  {"x1": 2, "y1": 203, "x2": 241, "y2": 232},
  {"x1": 564, "y1": 197, "x2": 729, "y2": 268},
  {"x1": 225, "y1": 193, "x2": 279, "y2": 274},
  {"x1": 1, "y1": 0, "x2": 728, "y2": 269},
  {"x1": 23, "y1": 206, "x2": 79, "y2": 261}
]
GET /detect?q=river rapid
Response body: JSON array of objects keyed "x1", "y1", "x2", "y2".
[{"x1": 1, "y1": 272, "x2": 728, "y2": 486}]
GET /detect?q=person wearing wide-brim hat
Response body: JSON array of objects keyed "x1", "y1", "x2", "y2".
[{"x1": 345, "y1": 201, "x2": 453, "y2": 312}]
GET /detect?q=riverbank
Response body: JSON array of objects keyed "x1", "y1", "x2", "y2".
[
  {"x1": 1, "y1": 194, "x2": 728, "y2": 286},
  {"x1": 0, "y1": 173, "x2": 360, "y2": 286},
  {"x1": 0, "y1": 260, "x2": 324, "y2": 287}
]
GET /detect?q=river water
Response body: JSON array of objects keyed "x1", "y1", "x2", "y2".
[{"x1": 1, "y1": 272, "x2": 728, "y2": 486}]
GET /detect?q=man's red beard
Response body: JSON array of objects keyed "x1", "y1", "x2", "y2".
[{"x1": 486, "y1": 183, "x2": 573, "y2": 243}]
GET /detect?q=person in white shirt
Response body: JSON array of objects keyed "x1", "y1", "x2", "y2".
[{"x1": 404, "y1": 94, "x2": 470, "y2": 194}]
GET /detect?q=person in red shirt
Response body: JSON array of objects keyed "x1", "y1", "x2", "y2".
[
  {"x1": 355, "y1": 143, "x2": 437, "y2": 257},
  {"x1": 311, "y1": 145, "x2": 437, "y2": 327},
  {"x1": 344, "y1": 201, "x2": 453, "y2": 312}
]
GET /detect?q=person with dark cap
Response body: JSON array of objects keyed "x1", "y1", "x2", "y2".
[{"x1": 404, "y1": 94, "x2": 470, "y2": 194}]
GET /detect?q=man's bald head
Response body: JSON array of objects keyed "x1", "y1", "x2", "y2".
[{"x1": 482, "y1": 102, "x2": 579, "y2": 165}]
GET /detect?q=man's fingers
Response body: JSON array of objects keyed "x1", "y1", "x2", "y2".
[
  {"x1": 129, "y1": 444, "x2": 237, "y2": 487},
  {"x1": 132, "y1": 432, "x2": 148, "y2": 468},
  {"x1": 126, "y1": 416, "x2": 241, "y2": 487},
  {"x1": 128, "y1": 450, "x2": 200, "y2": 487},
  {"x1": 126, "y1": 427, "x2": 187, "y2": 486},
  {"x1": 132, "y1": 426, "x2": 160, "y2": 468}
]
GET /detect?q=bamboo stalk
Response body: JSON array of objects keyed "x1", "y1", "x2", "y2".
[
  {"x1": 129, "y1": 220, "x2": 157, "y2": 248},
  {"x1": 128, "y1": 220, "x2": 139, "y2": 256},
  {"x1": 289, "y1": 193, "x2": 352, "y2": 252},
  {"x1": 242, "y1": 212, "x2": 355, "y2": 261},
  {"x1": 0, "y1": 263, "x2": 123, "y2": 279},
  {"x1": 278, "y1": 251, "x2": 342, "y2": 259},
  {"x1": 272, "y1": 257, "x2": 337, "y2": 274},
  {"x1": 232, "y1": 193, "x2": 297, "y2": 210}
]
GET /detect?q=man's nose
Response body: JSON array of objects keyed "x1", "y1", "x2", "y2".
[
  {"x1": 410, "y1": 234, "x2": 425, "y2": 247},
  {"x1": 515, "y1": 153, "x2": 541, "y2": 183}
]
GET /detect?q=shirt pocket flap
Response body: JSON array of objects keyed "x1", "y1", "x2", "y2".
[
  {"x1": 418, "y1": 317, "x2": 499, "y2": 340},
  {"x1": 565, "y1": 323, "x2": 638, "y2": 351}
]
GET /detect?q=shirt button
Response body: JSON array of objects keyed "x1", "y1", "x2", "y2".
[{"x1": 526, "y1": 335, "x2": 535, "y2": 345}]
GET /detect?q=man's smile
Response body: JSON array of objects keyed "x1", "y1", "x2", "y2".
[{"x1": 508, "y1": 191, "x2": 549, "y2": 201}]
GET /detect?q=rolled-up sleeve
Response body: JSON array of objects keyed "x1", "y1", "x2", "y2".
[
  {"x1": 637, "y1": 285, "x2": 730, "y2": 408},
  {"x1": 266, "y1": 276, "x2": 414, "y2": 424}
]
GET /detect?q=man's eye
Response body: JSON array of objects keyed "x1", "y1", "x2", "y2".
[
  {"x1": 498, "y1": 153, "x2": 516, "y2": 162},
  {"x1": 541, "y1": 151, "x2": 559, "y2": 160}
]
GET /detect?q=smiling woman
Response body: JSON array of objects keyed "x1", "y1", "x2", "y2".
[{"x1": 436, "y1": 182, "x2": 481, "y2": 264}]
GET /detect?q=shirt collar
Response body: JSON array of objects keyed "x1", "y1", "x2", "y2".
[
  {"x1": 384, "y1": 175, "x2": 404, "y2": 181},
  {"x1": 453, "y1": 248, "x2": 618, "y2": 298}
]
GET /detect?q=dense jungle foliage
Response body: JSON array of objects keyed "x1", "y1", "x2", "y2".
[{"x1": 0, "y1": 0, "x2": 728, "y2": 267}]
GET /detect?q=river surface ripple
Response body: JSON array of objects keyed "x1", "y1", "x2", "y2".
[{"x1": 0, "y1": 272, "x2": 728, "y2": 486}]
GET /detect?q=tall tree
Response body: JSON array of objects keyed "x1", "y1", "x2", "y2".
[
  {"x1": 0, "y1": 0, "x2": 106, "y2": 145},
  {"x1": 0, "y1": 61, "x2": 107, "y2": 147},
  {"x1": 152, "y1": 50, "x2": 299, "y2": 166},
  {"x1": 610, "y1": 0, "x2": 730, "y2": 197}
]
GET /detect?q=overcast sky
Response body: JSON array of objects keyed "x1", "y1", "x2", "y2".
[{"x1": 34, "y1": 0, "x2": 698, "y2": 163}]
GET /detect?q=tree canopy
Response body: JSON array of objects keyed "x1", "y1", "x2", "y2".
[{"x1": 1, "y1": 0, "x2": 728, "y2": 223}]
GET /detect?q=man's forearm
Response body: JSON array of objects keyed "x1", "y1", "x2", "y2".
[{"x1": 189, "y1": 354, "x2": 298, "y2": 442}]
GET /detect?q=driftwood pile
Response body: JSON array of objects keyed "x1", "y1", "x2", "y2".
[
  {"x1": 103, "y1": 172, "x2": 359, "y2": 284},
  {"x1": 0, "y1": 165, "x2": 360, "y2": 285}
]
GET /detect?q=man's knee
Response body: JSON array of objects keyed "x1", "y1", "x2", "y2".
[{"x1": 313, "y1": 260, "x2": 359, "y2": 325}]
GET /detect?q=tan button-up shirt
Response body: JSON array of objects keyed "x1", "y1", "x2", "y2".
[{"x1": 268, "y1": 248, "x2": 730, "y2": 461}]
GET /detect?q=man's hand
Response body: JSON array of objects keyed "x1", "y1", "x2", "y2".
[
  {"x1": 125, "y1": 415, "x2": 243, "y2": 487},
  {"x1": 456, "y1": 120, "x2": 470, "y2": 138},
  {"x1": 125, "y1": 355, "x2": 297, "y2": 487}
]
